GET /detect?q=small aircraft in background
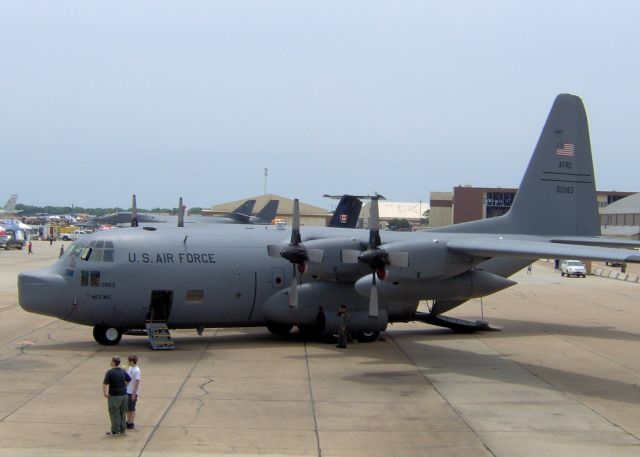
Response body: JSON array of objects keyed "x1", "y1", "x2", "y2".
[
  {"x1": 18, "y1": 95, "x2": 640, "y2": 349},
  {"x1": 0, "y1": 194, "x2": 19, "y2": 216}
]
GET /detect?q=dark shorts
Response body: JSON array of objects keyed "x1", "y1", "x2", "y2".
[{"x1": 127, "y1": 393, "x2": 137, "y2": 411}]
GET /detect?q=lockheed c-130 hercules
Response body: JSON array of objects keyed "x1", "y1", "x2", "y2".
[{"x1": 18, "y1": 94, "x2": 640, "y2": 349}]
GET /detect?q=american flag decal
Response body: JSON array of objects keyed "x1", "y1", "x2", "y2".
[{"x1": 556, "y1": 143, "x2": 575, "y2": 157}]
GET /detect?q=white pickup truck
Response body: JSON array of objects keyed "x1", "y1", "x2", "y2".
[{"x1": 60, "y1": 230, "x2": 87, "y2": 241}]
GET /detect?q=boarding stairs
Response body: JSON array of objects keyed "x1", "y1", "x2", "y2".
[{"x1": 145, "y1": 322, "x2": 175, "y2": 350}]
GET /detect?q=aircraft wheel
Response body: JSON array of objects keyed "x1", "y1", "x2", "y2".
[
  {"x1": 354, "y1": 330, "x2": 380, "y2": 343},
  {"x1": 93, "y1": 325, "x2": 122, "y2": 345},
  {"x1": 266, "y1": 323, "x2": 293, "y2": 335}
]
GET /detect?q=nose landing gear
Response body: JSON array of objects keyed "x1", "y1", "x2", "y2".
[{"x1": 93, "y1": 325, "x2": 123, "y2": 345}]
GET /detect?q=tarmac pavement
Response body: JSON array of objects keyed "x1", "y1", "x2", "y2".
[{"x1": 0, "y1": 241, "x2": 638, "y2": 456}]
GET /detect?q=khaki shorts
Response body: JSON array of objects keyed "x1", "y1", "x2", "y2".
[{"x1": 127, "y1": 393, "x2": 137, "y2": 412}]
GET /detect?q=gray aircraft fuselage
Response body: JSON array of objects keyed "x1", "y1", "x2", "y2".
[{"x1": 17, "y1": 94, "x2": 640, "y2": 346}]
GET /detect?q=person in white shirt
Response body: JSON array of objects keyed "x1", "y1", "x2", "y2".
[{"x1": 126, "y1": 355, "x2": 141, "y2": 430}]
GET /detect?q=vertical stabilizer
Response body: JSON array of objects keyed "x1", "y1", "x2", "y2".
[
  {"x1": 3, "y1": 194, "x2": 18, "y2": 212},
  {"x1": 506, "y1": 94, "x2": 600, "y2": 236},
  {"x1": 328, "y1": 195, "x2": 363, "y2": 228},
  {"x1": 255, "y1": 200, "x2": 279, "y2": 223},
  {"x1": 434, "y1": 94, "x2": 600, "y2": 237}
]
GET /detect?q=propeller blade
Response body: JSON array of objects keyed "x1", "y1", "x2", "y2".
[
  {"x1": 368, "y1": 196, "x2": 381, "y2": 249},
  {"x1": 341, "y1": 249, "x2": 361, "y2": 264},
  {"x1": 178, "y1": 197, "x2": 185, "y2": 227},
  {"x1": 388, "y1": 251, "x2": 409, "y2": 268},
  {"x1": 369, "y1": 274, "x2": 379, "y2": 317},
  {"x1": 289, "y1": 267, "x2": 300, "y2": 308},
  {"x1": 131, "y1": 194, "x2": 139, "y2": 228},
  {"x1": 290, "y1": 198, "x2": 301, "y2": 245}
]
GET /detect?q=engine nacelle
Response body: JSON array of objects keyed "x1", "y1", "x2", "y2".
[
  {"x1": 381, "y1": 239, "x2": 477, "y2": 281},
  {"x1": 302, "y1": 237, "x2": 367, "y2": 280},
  {"x1": 354, "y1": 269, "x2": 516, "y2": 301},
  {"x1": 261, "y1": 281, "x2": 417, "y2": 326},
  {"x1": 323, "y1": 310, "x2": 388, "y2": 335}
]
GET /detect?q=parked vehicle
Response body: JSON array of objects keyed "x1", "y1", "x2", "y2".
[
  {"x1": 1, "y1": 229, "x2": 25, "y2": 250},
  {"x1": 560, "y1": 260, "x2": 587, "y2": 278},
  {"x1": 60, "y1": 230, "x2": 87, "y2": 241}
]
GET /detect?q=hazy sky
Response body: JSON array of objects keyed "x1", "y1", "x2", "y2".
[{"x1": 2, "y1": 1, "x2": 639, "y2": 210}]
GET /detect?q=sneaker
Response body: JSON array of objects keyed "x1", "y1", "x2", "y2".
[
  {"x1": 126, "y1": 423, "x2": 134, "y2": 429},
  {"x1": 105, "y1": 431, "x2": 120, "y2": 436}
]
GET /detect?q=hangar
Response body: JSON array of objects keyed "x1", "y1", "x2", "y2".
[
  {"x1": 202, "y1": 194, "x2": 331, "y2": 226},
  {"x1": 600, "y1": 192, "x2": 640, "y2": 240}
]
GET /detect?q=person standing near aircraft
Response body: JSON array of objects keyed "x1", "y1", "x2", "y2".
[
  {"x1": 59, "y1": 245, "x2": 64, "y2": 258},
  {"x1": 27, "y1": 241, "x2": 32, "y2": 255},
  {"x1": 126, "y1": 355, "x2": 141, "y2": 430},
  {"x1": 336, "y1": 305, "x2": 350, "y2": 348},
  {"x1": 103, "y1": 356, "x2": 131, "y2": 436}
]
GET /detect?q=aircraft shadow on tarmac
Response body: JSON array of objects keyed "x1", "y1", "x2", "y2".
[
  {"x1": 19, "y1": 327, "x2": 639, "y2": 405},
  {"x1": 391, "y1": 319, "x2": 640, "y2": 342}
]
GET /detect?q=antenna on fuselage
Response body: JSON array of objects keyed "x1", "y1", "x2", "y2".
[{"x1": 131, "y1": 194, "x2": 139, "y2": 227}]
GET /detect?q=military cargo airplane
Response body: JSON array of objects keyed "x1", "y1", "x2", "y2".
[
  {"x1": 87, "y1": 198, "x2": 271, "y2": 227},
  {"x1": 18, "y1": 95, "x2": 640, "y2": 348}
]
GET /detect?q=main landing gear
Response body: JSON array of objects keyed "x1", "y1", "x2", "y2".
[{"x1": 93, "y1": 325, "x2": 123, "y2": 345}]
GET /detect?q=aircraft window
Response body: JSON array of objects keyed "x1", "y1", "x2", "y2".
[
  {"x1": 80, "y1": 247, "x2": 92, "y2": 261},
  {"x1": 103, "y1": 250, "x2": 114, "y2": 262},
  {"x1": 105, "y1": 241, "x2": 114, "y2": 248},
  {"x1": 92, "y1": 250, "x2": 103, "y2": 262},
  {"x1": 65, "y1": 269, "x2": 74, "y2": 278},
  {"x1": 81, "y1": 271, "x2": 89, "y2": 287},
  {"x1": 90, "y1": 271, "x2": 100, "y2": 287},
  {"x1": 186, "y1": 290, "x2": 204, "y2": 303},
  {"x1": 68, "y1": 244, "x2": 83, "y2": 258},
  {"x1": 96, "y1": 241, "x2": 105, "y2": 248}
]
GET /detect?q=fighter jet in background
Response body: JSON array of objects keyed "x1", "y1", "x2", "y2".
[
  {"x1": 0, "y1": 194, "x2": 19, "y2": 215},
  {"x1": 18, "y1": 95, "x2": 640, "y2": 349}
]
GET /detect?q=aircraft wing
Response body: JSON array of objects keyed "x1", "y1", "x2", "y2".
[
  {"x1": 549, "y1": 236, "x2": 640, "y2": 249},
  {"x1": 447, "y1": 238, "x2": 640, "y2": 263}
]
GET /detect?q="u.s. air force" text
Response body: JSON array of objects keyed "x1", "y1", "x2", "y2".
[{"x1": 128, "y1": 253, "x2": 216, "y2": 264}]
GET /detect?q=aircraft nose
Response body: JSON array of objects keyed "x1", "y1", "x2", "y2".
[{"x1": 18, "y1": 270, "x2": 70, "y2": 317}]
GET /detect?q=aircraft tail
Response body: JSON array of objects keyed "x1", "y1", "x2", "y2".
[
  {"x1": 255, "y1": 200, "x2": 279, "y2": 223},
  {"x1": 3, "y1": 194, "x2": 18, "y2": 212},
  {"x1": 328, "y1": 195, "x2": 363, "y2": 228},
  {"x1": 437, "y1": 94, "x2": 600, "y2": 237},
  {"x1": 227, "y1": 200, "x2": 257, "y2": 222}
]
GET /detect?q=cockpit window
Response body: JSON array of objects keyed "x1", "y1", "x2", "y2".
[
  {"x1": 80, "y1": 247, "x2": 92, "y2": 261},
  {"x1": 67, "y1": 244, "x2": 84, "y2": 258},
  {"x1": 79, "y1": 241, "x2": 114, "y2": 262},
  {"x1": 103, "y1": 250, "x2": 114, "y2": 262}
]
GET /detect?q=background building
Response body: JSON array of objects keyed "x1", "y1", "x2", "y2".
[
  {"x1": 429, "y1": 186, "x2": 635, "y2": 228},
  {"x1": 359, "y1": 201, "x2": 428, "y2": 230},
  {"x1": 600, "y1": 193, "x2": 640, "y2": 239}
]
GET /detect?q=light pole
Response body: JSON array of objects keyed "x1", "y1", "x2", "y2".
[{"x1": 264, "y1": 168, "x2": 268, "y2": 195}]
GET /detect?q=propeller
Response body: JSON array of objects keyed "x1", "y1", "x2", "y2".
[
  {"x1": 358, "y1": 196, "x2": 386, "y2": 317},
  {"x1": 131, "y1": 194, "x2": 139, "y2": 227},
  {"x1": 178, "y1": 197, "x2": 185, "y2": 227},
  {"x1": 267, "y1": 199, "x2": 307, "y2": 308},
  {"x1": 341, "y1": 196, "x2": 408, "y2": 317}
]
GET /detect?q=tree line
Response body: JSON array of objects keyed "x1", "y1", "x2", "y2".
[{"x1": 15, "y1": 204, "x2": 204, "y2": 217}]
